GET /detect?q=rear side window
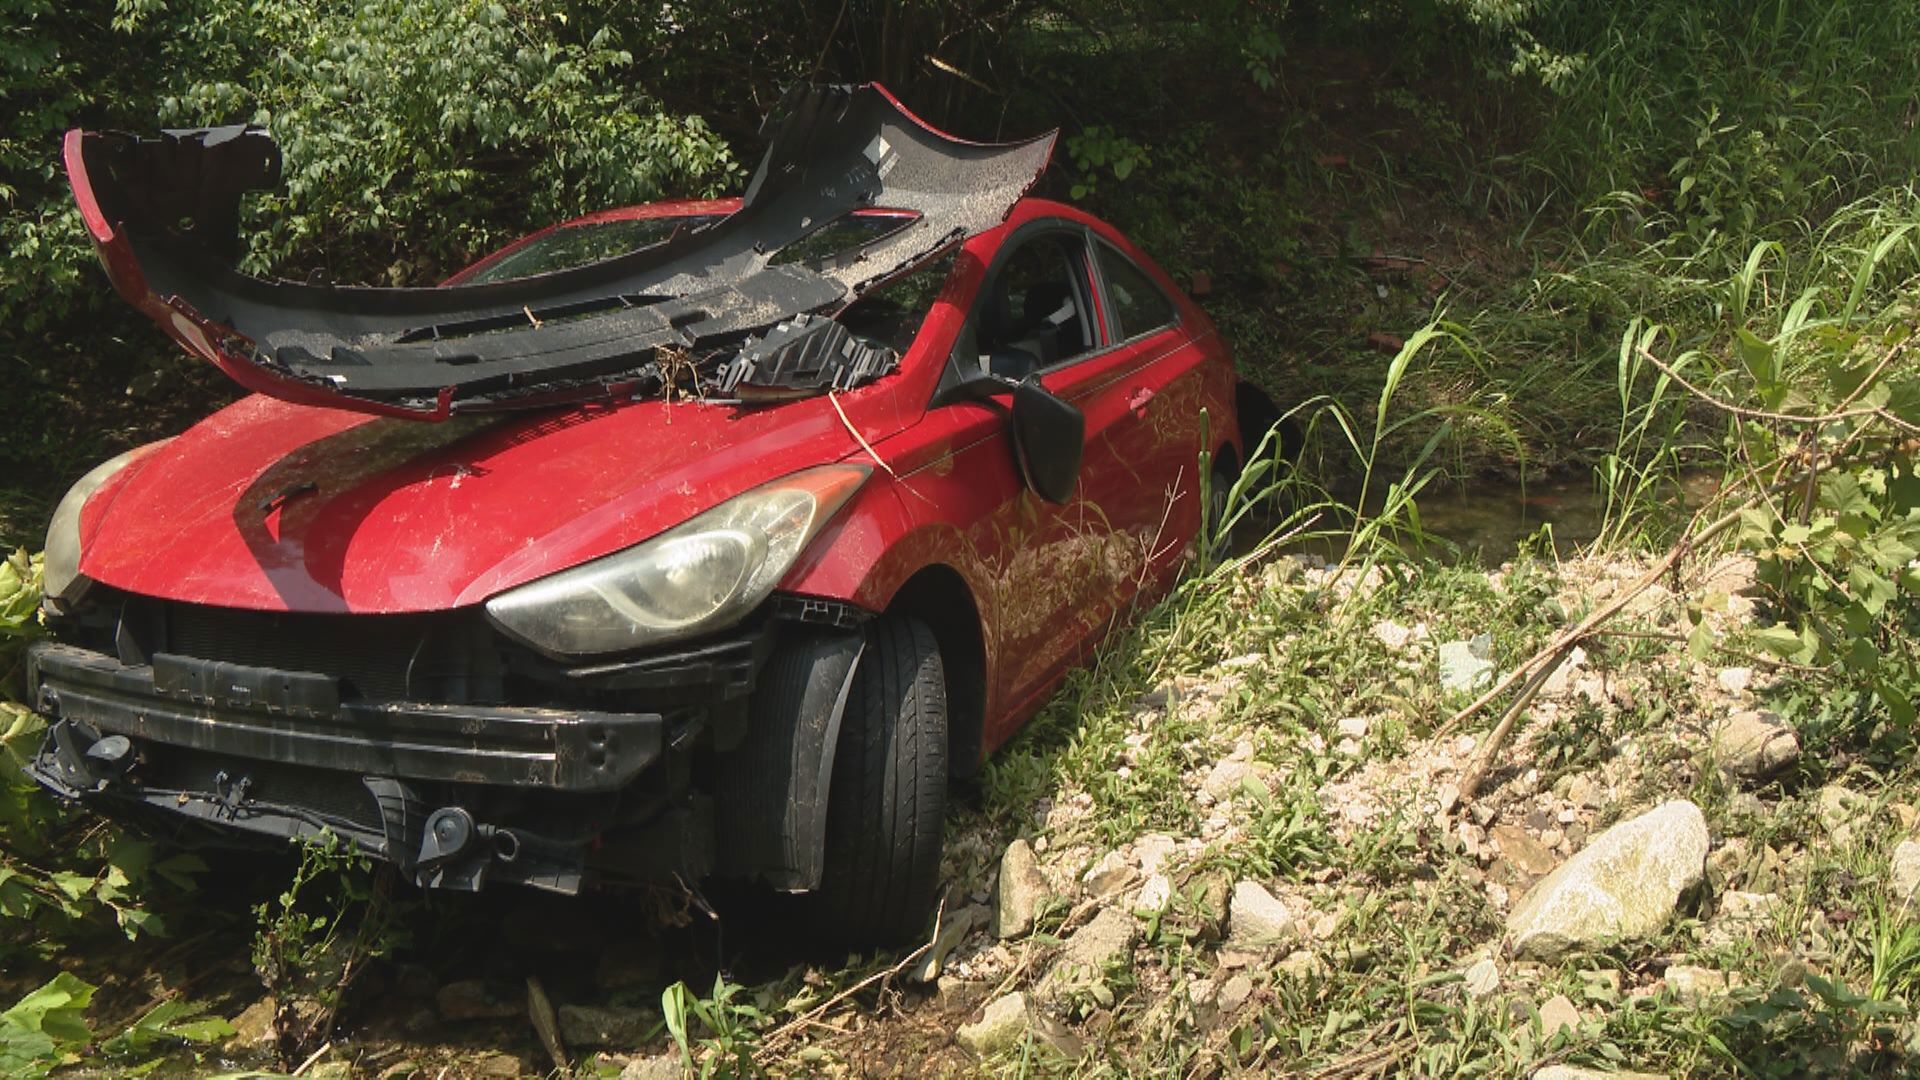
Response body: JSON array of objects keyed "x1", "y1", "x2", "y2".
[{"x1": 1095, "y1": 241, "x2": 1177, "y2": 340}]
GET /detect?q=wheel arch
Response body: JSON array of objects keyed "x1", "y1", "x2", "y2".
[{"x1": 881, "y1": 563, "x2": 987, "y2": 779}]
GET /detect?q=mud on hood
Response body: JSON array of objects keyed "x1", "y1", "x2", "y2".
[{"x1": 67, "y1": 84, "x2": 1055, "y2": 420}]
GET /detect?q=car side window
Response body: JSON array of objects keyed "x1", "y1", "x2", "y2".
[
  {"x1": 1094, "y1": 240, "x2": 1177, "y2": 341},
  {"x1": 968, "y1": 232, "x2": 1096, "y2": 381}
]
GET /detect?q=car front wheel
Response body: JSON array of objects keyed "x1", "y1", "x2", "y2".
[{"x1": 811, "y1": 613, "x2": 948, "y2": 945}]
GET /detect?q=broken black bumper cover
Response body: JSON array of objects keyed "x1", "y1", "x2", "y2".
[
  {"x1": 66, "y1": 83, "x2": 1056, "y2": 418},
  {"x1": 24, "y1": 641, "x2": 671, "y2": 894}
]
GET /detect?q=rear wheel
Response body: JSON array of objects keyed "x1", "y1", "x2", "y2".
[{"x1": 811, "y1": 614, "x2": 948, "y2": 945}]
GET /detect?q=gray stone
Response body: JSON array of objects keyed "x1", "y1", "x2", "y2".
[
  {"x1": 911, "y1": 905, "x2": 985, "y2": 982},
  {"x1": 1039, "y1": 908, "x2": 1137, "y2": 1002},
  {"x1": 1217, "y1": 974, "x2": 1254, "y2": 1013},
  {"x1": 994, "y1": 839, "x2": 1050, "y2": 940},
  {"x1": 1227, "y1": 880, "x2": 1296, "y2": 946},
  {"x1": 1133, "y1": 874, "x2": 1173, "y2": 914},
  {"x1": 1893, "y1": 839, "x2": 1920, "y2": 902},
  {"x1": 472, "y1": 1054, "x2": 525, "y2": 1078},
  {"x1": 557, "y1": 1004, "x2": 658, "y2": 1049},
  {"x1": 437, "y1": 979, "x2": 521, "y2": 1022},
  {"x1": 1506, "y1": 800, "x2": 1709, "y2": 959},
  {"x1": 1439, "y1": 635, "x2": 1496, "y2": 694},
  {"x1": 1463, "y1": 956, "x2": 1500, "y2": 999},
  {"x1": 1710, "y1": 710, "x2": 1800, "y2": 779},
  {"x1": 620, "y1": 1055, "x2": 685, "y2": 1080},
  {"x1": 1663, "y1": 964, "x2": 1737, "y2": 1002},
  {"x1": 955, "y1": 992, "x2": 1081, "y2": 1058},
  {"x1": 1537, "y1": 993, "x2": 1582, "y2": 1038}
]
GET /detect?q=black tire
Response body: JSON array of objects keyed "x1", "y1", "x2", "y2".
[{"x1": 811, "y1": 614, "x2": 948, "y2": 946}]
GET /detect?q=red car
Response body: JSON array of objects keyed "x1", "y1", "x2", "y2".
[{"x1": 30, "y1": 85, "x2": 1249, "y2": 943}]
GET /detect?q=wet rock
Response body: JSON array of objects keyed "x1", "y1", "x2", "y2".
[
  {"x1": 558, "y1": 1004, "x2": 658, "y2": 1049},
  {"x1": 1438, "y1": 635, "x2": 1496, "y2": 694},
  {"x1": 1228, "y1": 880, "x2": 1297, "y2": 947},
  {"x1": 956, "y1": 991, "x2": 1082, "y2": 1058},
  {"x1": 1710, "y1": 710, "x2": 1800, "y2": 779},
  {"x1": 1894, "y1": 839, "x2": 1920, "y2": 902},
  {"x1": 1663, "y1": 964, "x2": 1737, "y2": 1002},
  {"x1": 1492, "y1": 824, "x2": 1559, "y2": 877},
  {"x1": 994, "y1": 839, "x2": 1050, "y2": 939},
  {"x1": 1463, "y1": 956, "x2": 1500, "y2": 999},
  {"x1": 1537, "y1": 993, "x2": 1582, "y2": 1038},
  {"x1": 437, "y1": 979, "x2": 522, "y2": 1023},
  {"x1": 1506, "y1": 800, "x2": 1709, "y2": 959},
  {"x1": 227, "y1": 997, "x2": 275, "y2": 1048},
  {"x1": 620, "y1": 1055, "x2": 684, "y2": 1080}
]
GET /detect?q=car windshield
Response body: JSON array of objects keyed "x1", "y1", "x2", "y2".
[{"x1": 462, "y1": 215, "x2": 725, "y2": 283}]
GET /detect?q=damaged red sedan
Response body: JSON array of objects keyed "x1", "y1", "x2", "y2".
[{"x1": 30, "y1": 85, "x2": 1248, "y2": 944}]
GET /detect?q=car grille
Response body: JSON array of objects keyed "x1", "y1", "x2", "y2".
[{"x1": 158, "y1": 603, "x2": 489, "y2": 703}]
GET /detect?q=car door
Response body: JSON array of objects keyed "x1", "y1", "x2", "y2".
[{"x1": 951, "y1": 223, "x2": 1186, "y2": 716}]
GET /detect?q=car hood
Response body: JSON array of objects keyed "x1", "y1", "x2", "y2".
[{"x1": 76, "y1": 387, "x2": 904, "y2": 614}]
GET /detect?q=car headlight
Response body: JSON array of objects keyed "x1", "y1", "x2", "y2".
[
  {"x1": 44, "y1": 443, "x2": 165, "y2": 609},
  {"x1": 484, "y1": 464, "x2": 870, "y2": 656}
]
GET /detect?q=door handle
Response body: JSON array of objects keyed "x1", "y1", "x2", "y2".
[{"x1": 1127, "y1": 386, "x2": 1155, "y2": 415}]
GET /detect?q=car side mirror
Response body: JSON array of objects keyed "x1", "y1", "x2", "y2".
[{"x1": 1009, "y1": 377, "x2": 1084, "y2": 504}]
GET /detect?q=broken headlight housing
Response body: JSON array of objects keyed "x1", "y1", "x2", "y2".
[
  {"x1": 484, "y1": 464, "x2": 870, "y2": 657},
  {"x1": 44, "y1": 442, "x2": 167, "y2": 609}
]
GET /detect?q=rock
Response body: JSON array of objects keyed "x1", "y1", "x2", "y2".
[
  {"x1": 1438, "y1": 635, "x2": 1496, "y2": 694},
  {"x1": 1463, "y1": 956, "x2": 1500, "y2": 999},
  {"x1": 1492, "y1": 824, "x2": 1559, "y2": 877},
  {"x1": 1039, "y1": 908, "x2": 1137, "y2": 1003},
  {"x1": 307, "y1": 1063, "x2": 354, "y2": 1080},
  {"x1": 1718, "y1": 890, "x2": 1780, "y2": 924},
  {"x1": 1817, "y1": 784, "x2": 1869, "y2": 845},
  {"x1": 227, "y1": 997, "x2": 275, "y2": 1048},
  {"x1": 1337, "y1": 715, "x2": 1370, "y2": 740},
  {"x1": 437, "y1": 979, "x2": 521, "y2": 1022},
  {"x1": 557, "y1": 1004, "x2": 658, "y2": 1049},
  {"x1": 472, "y1": 1054, "x2": 525, "y2": 1078},
  {"x1": 911, "y1": 905, "x2": 985, "y2": 982},
  {"x1": 1565, "y1": 774, "x2": 1603, "y2": 810},
  {"x1": 994, "y1": 839, "x2": 1051, "y2": 939},
  {"x1": 1227, "y1": 880, "x2": 1296, "y2": 947},
  {"x1": 1537, "y1": 993, "x2": 1582, "y2": 1038},
  {"x1": 1277, "y1": 950, "x2": 1327, "y2": 981},
  {"x1": 1373, "y1": 619, "x2": 1416, "y2": 651},
  {"x1": 620, "y1": 1055, "x2": 684, "y2": 1080},
  {"x1": 1081, "y1": 850, "x2": 1136, "y2": 897},
  {"x1": 956, "y1": 992, "x2": 1082, "y2": 1058},
  {"x1": 1894, "y1": 839, "x2": 1920, "y2": 902},
  {"x1": 1134, "y1": 874, "x2": 1173, "y2": 914},
  {"x1": 1217, "y1": 974, "x2": 1254, "y2": 1013},
  {"x1": 1663, "y1": 964, "x2": 1737, "y2": 1002},
  {"x1": 1133, "y1": 834, "x2": 1177, "y2": 875},
  {"x1": 1716, "y1": 667, "x2": 1754, "y2": 695},
  {"x1": 1528, "y1": 1060, "x2": 1666, "y2": 1068},
  {"x1": 1540, "y1": 646, "x2": 1589, "y2": 697},
  {"x1": 1710, "y1": 710, "x2": 1800, "y2": 779},
  {"x1": 1202, "y1": 759, "x2": 1272, "y2": 802},
  {"x1": 1578, "y1": 969, "x2": 1624, "y2": 997},
  {"x1": 1505, "y1": 800, "x2": 1709, "y2": 959}
]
